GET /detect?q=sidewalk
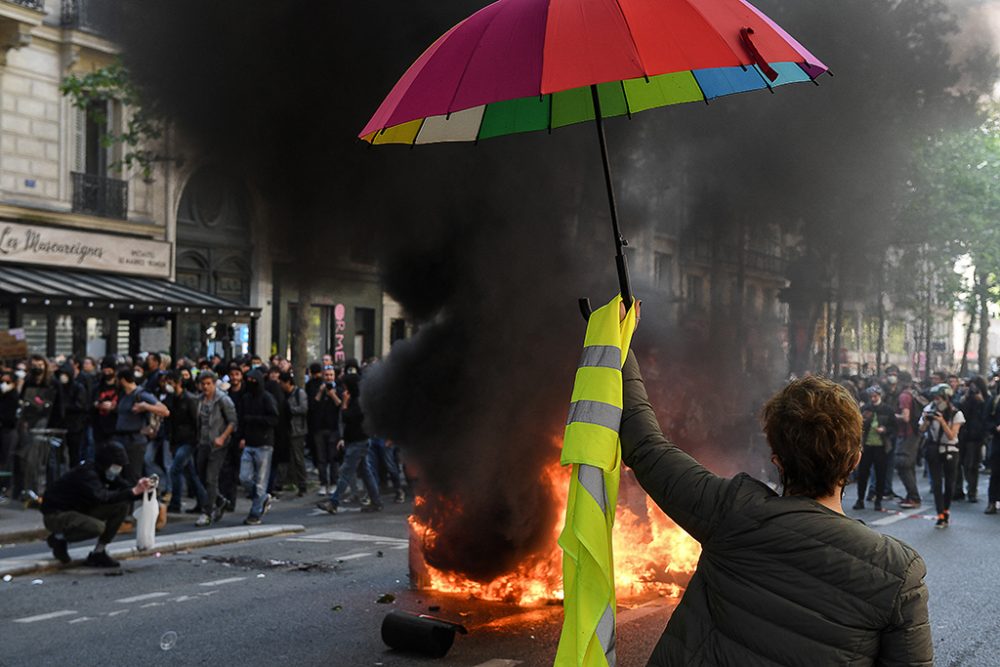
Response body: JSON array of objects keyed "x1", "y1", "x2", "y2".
[
  {"x1": 0, "y1": 503, "x2": 47, "y2": 544},
  {"x1": 0, "y1": 523, "x2": 306, "y2": 578}
]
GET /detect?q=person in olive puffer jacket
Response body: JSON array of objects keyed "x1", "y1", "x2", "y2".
[{"x1": 620, "y1": 347, "x2": 932, "y2": 666}]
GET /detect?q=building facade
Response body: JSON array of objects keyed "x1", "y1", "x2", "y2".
[{"x1": 0, "y1": 0, "x2": 411, "y2": 364}]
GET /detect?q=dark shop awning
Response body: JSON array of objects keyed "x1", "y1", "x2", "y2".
[{"x1": 0, "y1": 265, "x2": 259, "y2": 317}]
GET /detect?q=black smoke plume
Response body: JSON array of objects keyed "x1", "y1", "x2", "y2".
[{"x1": 116, "y1": 1, "x2": 995, "y2": 581}]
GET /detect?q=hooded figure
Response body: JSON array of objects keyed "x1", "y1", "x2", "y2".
[
  {"x1": 41, "y1": 442, "x2": 153, "y2": 567},
  {"x1": 52, "y1": 361, "x2": 89, "y2": 467}
]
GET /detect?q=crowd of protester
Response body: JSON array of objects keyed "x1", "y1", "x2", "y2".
[
  {"x1": 0, "y1": 350, "x2": 406, "y2": 566},
  {"x1": 817, "y1": 364, "x2": 1000, "y2": 529}
]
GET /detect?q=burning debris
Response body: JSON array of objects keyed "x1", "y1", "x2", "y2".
[{"x1": 408, "y1": 462, "x2": 700, "y2": 607}]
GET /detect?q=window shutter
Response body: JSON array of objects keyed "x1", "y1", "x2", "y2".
[{"x1": 73, "y1": 106, "x2": 86, "y2": 173}]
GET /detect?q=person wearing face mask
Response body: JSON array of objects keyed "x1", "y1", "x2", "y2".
[
  {"x1": 853, "y1": 385, "x2": 897, "y2": 512},
  {"x1": 41, "y1": 442, "x2": 154, "y2": 567},
  {"x1": 51, "y1": 361, "x2": 89, "y2": 469},
  {"x1": 91, "y1": 357, "x2": 120, "y2": 453},
  {"x1": 12, "y1": 355, "x2": 56, "y2": 500},
  {"x1": 0, "y1": 369, "x2": 18, "y2": 498},
  {"x1": 919, "y1": 384, "x2": 965, "y2": 528}
]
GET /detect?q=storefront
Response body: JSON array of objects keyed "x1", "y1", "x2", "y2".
[
  {"x1": 0, "y1": 221, "x2": 258, "y2": 360},
  {"x1": 271, "y1": 263, "x2": 391, "y2": 364}
]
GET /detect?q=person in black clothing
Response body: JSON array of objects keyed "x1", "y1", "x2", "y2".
[
  {"x1": 143, "y1": 352, "x2": 165, "y2": 394},
  {"x1": 42, "y1": 442, "x2": 154, "y2": 567},
  {"x1": 311, "y1": 366, "x2": 342, "y2": 495},
  {"x1": 13, "y1": 355, "x2": 56, "y2": 499},
  {"x1": 853, "y1": 384, "x2": 897, "y2": 511},
  {"x1": 986, "y1": 387, "x2": 1000, "y2": 515},
  {"x1": 956, "y1": 376, "x2": 989, "y2": 502},
  {"x1": 91, "y1": 357, "x2": 120, "y2": 452},
  {"x1": 165, "y1": 371, "x2": 205, "y2": 513},
  {"x1": 266, "y1": 367, "x2": 289, "y2": 497},
  {"x1": 304, "y1": 362, "x2": 323, "y2": 475},
  {"x1": 280, "y1": 372, "x2": 309, "y2": 496},
  {"x1": 218, "y1": 364, "x2": 245, "y2": 512},
  {"x1": 316, "y1": 375, "x2": 382, "y2": 514},
  {"x1": 0, "y1": 369, "x2": 18, "y2": 497},
  {"x1": 236, "y1": 368, "x2": 279, "y2": 524},
  {"x1": 52, "y1": 361, "x2": 89, "y2": 469}
]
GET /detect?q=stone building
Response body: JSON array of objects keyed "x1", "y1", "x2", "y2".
[{"x1": 0, "y1": 0, "x2": 410, "y2": 363}]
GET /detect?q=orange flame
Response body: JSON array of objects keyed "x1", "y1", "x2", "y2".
[{"x1": 409, "y1": 462, "x2": 701, "y2": 606}]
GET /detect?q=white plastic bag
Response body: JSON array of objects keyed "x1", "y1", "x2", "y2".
[{"x1": 136, "y1": 489, "x2": 159, "y2": 551}]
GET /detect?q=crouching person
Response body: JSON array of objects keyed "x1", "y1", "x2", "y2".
[{"x1": 41, "y1": 442, "x2": 154, "y2": 567}]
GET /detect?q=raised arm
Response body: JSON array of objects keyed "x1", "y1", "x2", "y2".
[{"x1": 620, "y1": 349, "x2": 733, "y2": 543}]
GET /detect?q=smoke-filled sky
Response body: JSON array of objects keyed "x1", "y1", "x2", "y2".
[{"x1": 118, "y1": 0, "x2": 996, "y2": 580}]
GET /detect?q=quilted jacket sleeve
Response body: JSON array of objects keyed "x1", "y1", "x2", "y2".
[
  {"x1": 619, "y1": 349, "x2": 732, "y2": 543},
  {"x1": 877, "y1": 554, "x2": 933, "y2": 666}
]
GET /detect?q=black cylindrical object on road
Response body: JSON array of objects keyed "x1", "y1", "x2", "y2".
[{"x1": 380, "y1": 610, "x2": 467, "y2": 658}]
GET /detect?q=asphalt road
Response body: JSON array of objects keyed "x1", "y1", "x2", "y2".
[{"x1": 1, "y1": 473, "x2": 998, "y2": 666}]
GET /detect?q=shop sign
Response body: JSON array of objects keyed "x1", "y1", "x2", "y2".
[
  {"x1": 333, "y1": 303, "x2": 347, "y2": 363},
  {"x1": 0, "y1": 221, "x2": 171, "y2": 278},
  {"x1": 0, "y1": 328, "x2": 27, "y2": 359}
]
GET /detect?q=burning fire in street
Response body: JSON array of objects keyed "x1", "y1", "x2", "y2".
[{"x1": 409, "y1": 462, "x2": 701, "y2": 606}]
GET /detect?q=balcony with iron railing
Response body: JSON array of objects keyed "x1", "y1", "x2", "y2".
[
  {"x1": 680, "y1": 236, "x2": 787, "y2": 278},
  {"x1": 61, "y1": 0, "x2": 116, "y2": 35},
  {"x1": 71, "y1": 172, "x2": 128, "y2": 220},
  {"x1": 7, "y1": 0, "x2": 44, "y2": 11}
]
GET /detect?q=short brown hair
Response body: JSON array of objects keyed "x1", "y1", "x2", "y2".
[{"x1": 761, "y1": 376, "x2": 862, "y2": 498}]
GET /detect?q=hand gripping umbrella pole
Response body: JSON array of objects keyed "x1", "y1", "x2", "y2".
[{"x1": 579, "y1": 84, "x2": 632, "y2": 322}]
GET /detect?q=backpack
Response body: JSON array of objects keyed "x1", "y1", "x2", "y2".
[{"x1": 908, "y1": 388, "x2": 929, "y2": 433}]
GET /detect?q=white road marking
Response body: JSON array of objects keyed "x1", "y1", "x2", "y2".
[
  {"x1": 336, "y1": 552, "x2": 372, "y2": 561},
  {"x1": 115, "y1": 592, "x2": 169, "y2": 604},
  {"x1": 307, "y1": 509, "x2": 329, "y2": 516},
  {"x1": 472, "y1": 660, "x2": 522, "y2": 667},
  {"x1": 14, "y1": 610, "x2": 77, "y2": 624},
  {"x1": 68, "y1": 617, "x2": 95, "y2": 625},
  {"x1": 171, "y1": 595, "x2": 197, "y2": 602},
  {"x1": 199, "y1": 590, "x2": 219, "y2": 597},
  {"x1": 198, "y1": 577, "x2": 246, "y2": 586},
  {"x1": 291, "y1": 530, "x2": 407, "y2": 544},
  {"x1": 107, "y1": 609, "x2": 129, "y2": 617},
  {"x1": 871, "y1": 506, "x2": 926, "y2": 526},
  {"x1": 140, "y1": 602, "x2": 165, "y2": 609}
]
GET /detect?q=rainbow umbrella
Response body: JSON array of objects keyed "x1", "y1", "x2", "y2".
[{"x1": 360, "y1": 0, "x2": 828, "y2": 309}]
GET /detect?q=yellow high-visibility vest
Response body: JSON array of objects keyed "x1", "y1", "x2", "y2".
[{"x1": 555, "y1": 295, "x2": 637, "y2": 667}]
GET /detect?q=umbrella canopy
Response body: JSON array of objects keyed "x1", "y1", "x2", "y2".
[{"x1": 359, "y1": 0, "x2": 828, "y2": 145}]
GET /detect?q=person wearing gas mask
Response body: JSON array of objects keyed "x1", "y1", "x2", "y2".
[
  {"x1": 13, "y1": 355, "x2": 56, "y2": 500},
  {"x1": 919, "y1": 384, "x2": 965, "y2": 528},
  {"x1": 853, "y1": 385, "x2": 897, "y2": 512},
  {"x1": 41, "y1": 442, "x2": 155, "y2": 567},
  {"x1": 235, "y1": 368, "x2": 279, "y2": 525}
]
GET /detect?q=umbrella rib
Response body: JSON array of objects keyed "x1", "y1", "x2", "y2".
[
  {"x1": 611, "y1": 0, "x2": 649, "y2": 78},
  {"x1": 444, "y1": 3, "x2": 506, "y2": 116},
  {"x1": 620, "y1": 80, "x2": 632, "y2": 119}
]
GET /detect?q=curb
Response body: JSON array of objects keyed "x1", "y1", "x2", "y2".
[
  {"x1": 0, "y1": 528, "x2": 48, "y2": 544},
  {"x1": 0, "y1": 524, "x2": 306, "y2": 578}
]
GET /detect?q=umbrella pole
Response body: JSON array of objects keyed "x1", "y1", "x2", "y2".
[{"x1": 590, "y1": 85, "x2": 633, "y2": 309}]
